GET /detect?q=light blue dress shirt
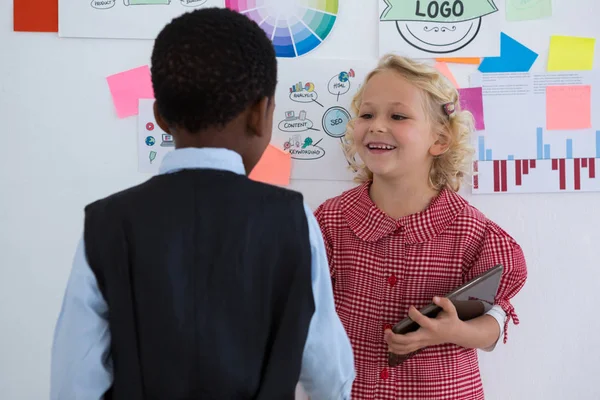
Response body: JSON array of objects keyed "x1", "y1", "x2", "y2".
[{"x1": 50, "y1": 147, "x2": 355, "y2": 400}]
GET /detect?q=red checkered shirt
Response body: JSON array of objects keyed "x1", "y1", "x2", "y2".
[{"x1": 314, "y1": 181, "x2": 527, "y2": 400}]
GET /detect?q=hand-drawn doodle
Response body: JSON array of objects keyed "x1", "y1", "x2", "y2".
[
  {"x1": 277, "y1": 110, "x2": 320, "y2": 133},
  {"x1": 289, "y1": 81, "x2": 323, "y2": 106},
  {"x1": 91, "y1": 0, "x2": 116, "y2": 9},
  {"x1": 124, "y1": 0, "x2": 170, "y2": 5},
  {"x1": 181, "y1": 0, "x2": 207, "y2": 6},
  {"x1": 145, "y1": 136, "x2": 156, "y2": 146},
  {"x1": 380, "y1": 0, "x2": 498, "y2": 54},
  {"x1": 322, "y1": 106, "x2": 351, "y2": 138},
  {"x1": 328, "y1": 69, "x2": 355, "y2": 101},
  {"x1": 160, "y1": 133, "x2": 175, "y2": 147},
  {"x1": 283, "y1": 135, "x2": 326, "y2": 160}
]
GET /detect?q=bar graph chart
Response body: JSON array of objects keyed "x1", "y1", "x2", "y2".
[
  {"x1": 469, "y1": 70, "x2": 600, "y2": 195},
  {"x1": 473, "y1": 129, "x2": 600, "y2": 194}
]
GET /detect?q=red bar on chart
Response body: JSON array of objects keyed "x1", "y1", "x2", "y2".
[
  {"x1": 530, "y1": 159, "x2": 536, "y2": 169},
  {"x1": 590, "y1": 158, "x2": 596, "y2": 178},
  {"x1": 582, "y1": 158, "x2": 588, "y2": 168},
  {"x1": 552, "y1": 159, "x2": 558, "y2": 170},
  {"x1": 574, "y1": 158, "x2": 581, "y2": 190},
  {"x1": 493, "y1": 160, "x2": 500, "y2": 192},
  {"x1": 473, "y1": 161, "x2": 479, "y2": 189},
  {"x1": 501, "y1": 160, "x2": 507, "y2": 192},
  {"x1": 559, "y1": 159, "x2": 566, "y2": 190},
  {"x1": 522, "y1": 159, "x2": 529, "y2": 174},
  {"x1": 515, "y1": 159, "x2": 522, "y2": 186}
]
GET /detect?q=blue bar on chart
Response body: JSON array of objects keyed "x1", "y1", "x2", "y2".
[
  {"x1": 596, "y1": 131, "x2": 600, "y2": 158},
  {"x1": 508, "y1": 155, "x2": 514, "y2": 160},
  {"x1": 544, "y1": 144, "x2": 551, "y2": 159},
  {"x1": 486, "y1": 149, "x2": 493, "y2": 161},
  {"x1": 537, "y1": 128, "x2": 544, "y2": 159},
  {"x1": 566, "y1": 139, "x2": 573, "y2": 159},
  {"x1": 478, "y1": 136, "x2": 485, "y2": 161}
]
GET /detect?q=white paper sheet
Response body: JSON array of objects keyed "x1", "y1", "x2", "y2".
[
  {"x1": 138, "y1": 99, "x2": 173, "y2": 174},
  {"x1": 273, "y1": 58, "x2": 377, "y2": 181},
  {"x1": 378, "y1": 0, "x2": 503, "y2": 58},
  {"x1": 59, "y1": 0, "x2": 224, "y2": 39},
  {"x1": 469, "y1": 71, "x2": 600, "y2": 194}
]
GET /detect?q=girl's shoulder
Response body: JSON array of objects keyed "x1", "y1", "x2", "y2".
[
  {"x1": 315, "y1": 182, "x2": 368, "y2": 219},
  {"x1": 452, "y1": 192, "x2": 521, "y2": 247}
]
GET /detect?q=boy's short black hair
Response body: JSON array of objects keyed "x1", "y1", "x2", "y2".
[{"x1": 151, "y1": 7, "x2": 277, "y2": 133}]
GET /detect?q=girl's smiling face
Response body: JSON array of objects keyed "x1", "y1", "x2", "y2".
[{"x1": 353, "y1": 70, "x2": 446, "y2": 181}]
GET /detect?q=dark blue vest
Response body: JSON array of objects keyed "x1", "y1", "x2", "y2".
[{"x1": 84, "y1": 169, "x2": 314, "y2": 400}]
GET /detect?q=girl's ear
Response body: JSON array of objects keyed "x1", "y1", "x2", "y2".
[{"x1": 429, "y1": 129, "x2": 450, "y2": 157}]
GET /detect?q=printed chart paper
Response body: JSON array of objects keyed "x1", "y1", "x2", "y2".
[
  {"x1": 273, "y1": 58, "x2": 377, "y2": 181},
  {"x1": 470, "y1": 71, "x2": 600, "y2": 194},
  {"x1": 59, "y1": 0, "x2": 223, "y2": 39},
  {"x1": 224, "y1": 0, "x2": 340, "y2": 58},
  {"x1": 379, "y1": 0, "x2": 504, "y2": 58},
  {"x1": 138, "y1": 99, "x2": 172, "y2": 173},
  {"x1": 138, "y1": 58, "x2": 376, "y2": 181}
]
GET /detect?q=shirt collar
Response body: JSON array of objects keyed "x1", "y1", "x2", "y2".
[
  {"x1": 158, "y1": 147, "x2": 246, "y2": 176},
  {"x1": 341, "y1": 181, "x2": 467, "y2": 244}
]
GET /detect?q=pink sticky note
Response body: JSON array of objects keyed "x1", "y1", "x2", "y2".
[
  {"x1": 546, "y1": 85, "x2": 591, "y2": 130},
  {"x1": 458, "y1": 87, "x2": 485, "y2": 130},
  {"x1": 106, "y1": 65, "x2": 154, "y2": 118},
  {"x1": 434, "y1": 62, "x2": 459, "y2": 88}
]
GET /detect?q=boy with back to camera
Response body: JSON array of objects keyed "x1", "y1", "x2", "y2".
[{"x1": 50, "y1": 8, "x2": 355, "y2": 400}]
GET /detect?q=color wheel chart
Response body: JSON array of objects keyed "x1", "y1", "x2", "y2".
[{"x1": 225, "y1": 0, "x2": 339, "y2": 58}]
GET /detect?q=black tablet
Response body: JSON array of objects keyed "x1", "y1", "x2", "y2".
[{"x1": 388, "y1": 264, "x2": 504, "y2": 367}]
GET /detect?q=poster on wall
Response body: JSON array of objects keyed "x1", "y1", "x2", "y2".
[
  {"x1": 225, "y1": 0, "x2": 340, "y2": 58},
  {"x1": 137, "y1": 59, "x2": 377, "y2": 182},
  {"x1": 470, "y1": 71, "x2": 600, "y2": 194},
  {"x1": 378, "y1": 0, "x2": 504, "y2": 58},
  {"x1": 59, "y1": 0, "x2": 224, "y2": 39},
  {"x1": 273, "y1": 58, "x2": 376, "y2": 181}
]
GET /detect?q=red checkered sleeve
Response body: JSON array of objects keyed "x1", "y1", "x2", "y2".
[
  {"x1": 466, "y1": 221, "x2": 528, "y2": 343},
  {"x1": 314, "y1": 204, "x2": 335, "y2": 283}
]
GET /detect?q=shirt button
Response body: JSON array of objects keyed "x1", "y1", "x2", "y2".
[
  {"x1": 388, "y1": 274, "x2": 398, "y2": 287},
  {"x1": 380, "y1": 368, "x2": 390, "y2": 380}
]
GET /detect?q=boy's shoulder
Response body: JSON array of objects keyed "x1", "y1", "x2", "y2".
[{"x1": 85, "y1": 171, "x2": 306, "y2": 214}]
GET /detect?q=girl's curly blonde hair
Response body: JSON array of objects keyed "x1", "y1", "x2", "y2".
[{"x1": 343, "y1": 54, "x2": 475, "y2": 192}]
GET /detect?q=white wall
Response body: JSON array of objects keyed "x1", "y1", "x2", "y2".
[{"x1": 1, "y1": 0, "x2": 599, "y2": 399}]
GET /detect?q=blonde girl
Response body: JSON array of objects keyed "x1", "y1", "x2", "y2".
[{"x1": 315, "y1": 55, "x2": 527, "y2": 400}]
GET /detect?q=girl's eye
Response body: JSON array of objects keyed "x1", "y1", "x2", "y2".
[
  {"x1": 359, "y1": 113, "x2": 373, "y2": 119},
  {"x1": 392, "y1": 114, "x2": 406, "y2": 120}
]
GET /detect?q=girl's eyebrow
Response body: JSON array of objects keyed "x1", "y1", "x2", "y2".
[{"x1": 361, "y1": 101, "x2": 413, "y2": 112}]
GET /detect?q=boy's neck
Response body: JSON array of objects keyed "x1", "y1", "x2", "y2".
[
  {"x1": 173, "y1": 127, "x2": 245, "y2": 155},
  {"x1": 369, "y1": 173, "x2": 439, "y2": 220}
]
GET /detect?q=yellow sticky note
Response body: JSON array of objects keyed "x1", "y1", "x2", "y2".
[
  {"x1": 546, "y1": 85, "x2": 591, "y2": 130},
  {"x1": 434, "y1": 62, "x2": 459, "y2": 88},
  {"x1": 436, "y1": 57, "x2": 481, "y2": 65},
  {"x1": 548, "y1": 35, "x2": 596, "y2": 71},
  {"x1": 249, "y1": 144, "x2": 291, "y2": 186}
]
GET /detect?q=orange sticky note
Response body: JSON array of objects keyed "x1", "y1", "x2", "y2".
[
  {"x1": 106, "y1": 66, "x2": 155, "y2": 118},
  {"x1": 546, "y1": 85, "x2": 591, "y2": 130},
  {"x1": 14, "y1": 0, "x2": 58, "y2": 32},
  {"x1": 434, "y1": 62, "x2": 459, "y2": 88},
  {"x1": 249, "y1": 145, "x2": 291, "y2": 186},
  {"x1": 436, "y1": 57, "x2": 481, "y2": 65}
]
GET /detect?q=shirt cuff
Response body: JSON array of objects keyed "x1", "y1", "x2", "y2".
[{"x1": 481, "y1": 305, "x2": 506, "y2": 352}]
